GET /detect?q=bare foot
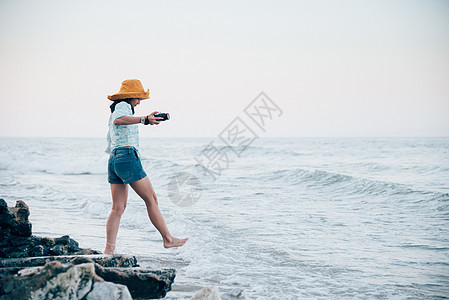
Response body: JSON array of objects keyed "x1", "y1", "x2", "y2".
[
  {"x1": 104, "y1": 243, "x2": 116, "y2": 255},
  {"x1": 163, "y1": 237, "x2": 189, "y2": 248}
]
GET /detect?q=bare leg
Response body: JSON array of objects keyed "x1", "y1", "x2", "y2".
[
  {"x1": 104, "y1": 184, "x2": 128, "y2": 254},
  {"x1": 130, "y1": 176, "x2": 188, "y2": 248}
]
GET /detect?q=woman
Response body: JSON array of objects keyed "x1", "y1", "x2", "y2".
[{"x1": 104, "y1": 79, "x2": 188, "y2": 255}]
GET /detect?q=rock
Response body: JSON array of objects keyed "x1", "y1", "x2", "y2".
[
  {"x1": 0, "y1": 233, "x2": 95, "y2": 258},
  {"x1": 49, "y1": 244, "x2": 68, "y2": 256},
  {"x1": 95, "y1": 265, "x2": 176, "y2": 299},
  {"x1": 0, "y1": 199, "x2": 17, "y2": 237},
  {"x1": 29, "y1": 245, "x2": 45, "y2": 257},
  {"x1": 8, "y1": 200, "x2": 32, "y2": 237},
  {"x1": 41, "y1": 237, "x2": 55, "y2": 248},
  {"x1": 191, "y1": 286, "x2": 222, "y2": 300},
  {"x1": 0, "y1": 254, "x2": 138, "y2": 269},
  {"x1": 30, "y1": 262, "x2": 95, "y2": 300},
  {"x1": 0, "y1": 200, "x2": 98, "y2": 258},
  {"x1": 13, "y1": 222, "x2": 32, "y2": 238},
  {"x1": 0, "y1": 260, "x2": 133, "y2": 300},
  {"x1": 0, "y1": 267, "x2": 21, "y2": 278},
  {"x1": 9, "y1": 236, "x2": 31, "y2": 247},
  {"x1": 55, "y1": 235, "x2": 82, "y2": 252},
  {"x1": 13, "y1": 201, "x2": 30, "y2": 221},
  {"x1": 0, "y1": 199, "x2": 176, "y2": 299},
  {"x1": 89, "y1": 255, "x2": 139, "y2": 268},
  {"x1": 0, "y1": 199, "x2": 8, "y2": 213},
  {"x1": 230, "y1": 287, "x2": 244, "y2": 297},
  {"x1": 17, "y1": 266, "x2": 43, "y2": 277},
  {"x1": 0, "y1": 260, "x2": 71, "y2": 299},
  {"x1": 73, "y1": 248, "x2": 102, "y2": 255},
  {"x1": 86, "y1": 281, "x2": 132, "y2": 300},
  {"x1": 9, "y1": 246, "x2": 32, "y2": 258},
  {"x1": 69, "y1": 256, "x2": 104, "y2": 282},
  {"x1": 0, "y1": 236, "x2": 42, "y2": 258},
  {"x1": 70, "y1": 256, "x2": 96, "y2": 265}
]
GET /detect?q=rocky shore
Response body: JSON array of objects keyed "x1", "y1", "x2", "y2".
[{"x1": 0, "y1": 199, "x2": 175, "y2": 299}]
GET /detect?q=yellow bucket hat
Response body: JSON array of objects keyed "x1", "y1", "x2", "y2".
[{"x1": 107, "y1": 79, "x2": 150, "y2": 101}]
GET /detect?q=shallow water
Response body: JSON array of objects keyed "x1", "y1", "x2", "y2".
[{"x1": 1, "y1": 137, "x2": 448, "y2": 299}]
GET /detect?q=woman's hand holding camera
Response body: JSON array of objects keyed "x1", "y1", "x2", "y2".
[{"x1": 147, "y1": 111, "x2": 164, "y2": 125}]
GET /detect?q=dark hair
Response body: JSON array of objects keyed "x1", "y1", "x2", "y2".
[{"x1": 110, "y1": 99, "x2": 135, "y2": 114}]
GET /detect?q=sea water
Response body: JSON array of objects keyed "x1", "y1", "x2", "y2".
[{"x1": 0, "y1": 137, "x2": 448, "y2": 299}]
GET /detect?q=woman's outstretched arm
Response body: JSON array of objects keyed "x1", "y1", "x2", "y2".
[{"x1": 114, "y1": 111, "x2": 163, "y2": 125}]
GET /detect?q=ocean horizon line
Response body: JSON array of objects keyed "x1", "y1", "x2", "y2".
[{"x1": 1, "y1": 135, "x2": 448, "y2": 139}]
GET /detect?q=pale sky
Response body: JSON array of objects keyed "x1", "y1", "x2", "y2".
[{"x1": 1, "y1": 0, "x2": 448, "y2": 138}]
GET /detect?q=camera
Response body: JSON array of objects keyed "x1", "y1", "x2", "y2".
[{"x1": 154, "y1": 112, "x2": 170, "y2": 121}]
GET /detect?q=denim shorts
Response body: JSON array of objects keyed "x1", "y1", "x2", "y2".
[{"x1": 108, "y1": 148, "x2": 147, "y2": 185}]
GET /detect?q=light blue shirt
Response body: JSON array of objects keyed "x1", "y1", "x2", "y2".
[{"x1": 106, "y1": 102, "x2": 139, "y2": 154}]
